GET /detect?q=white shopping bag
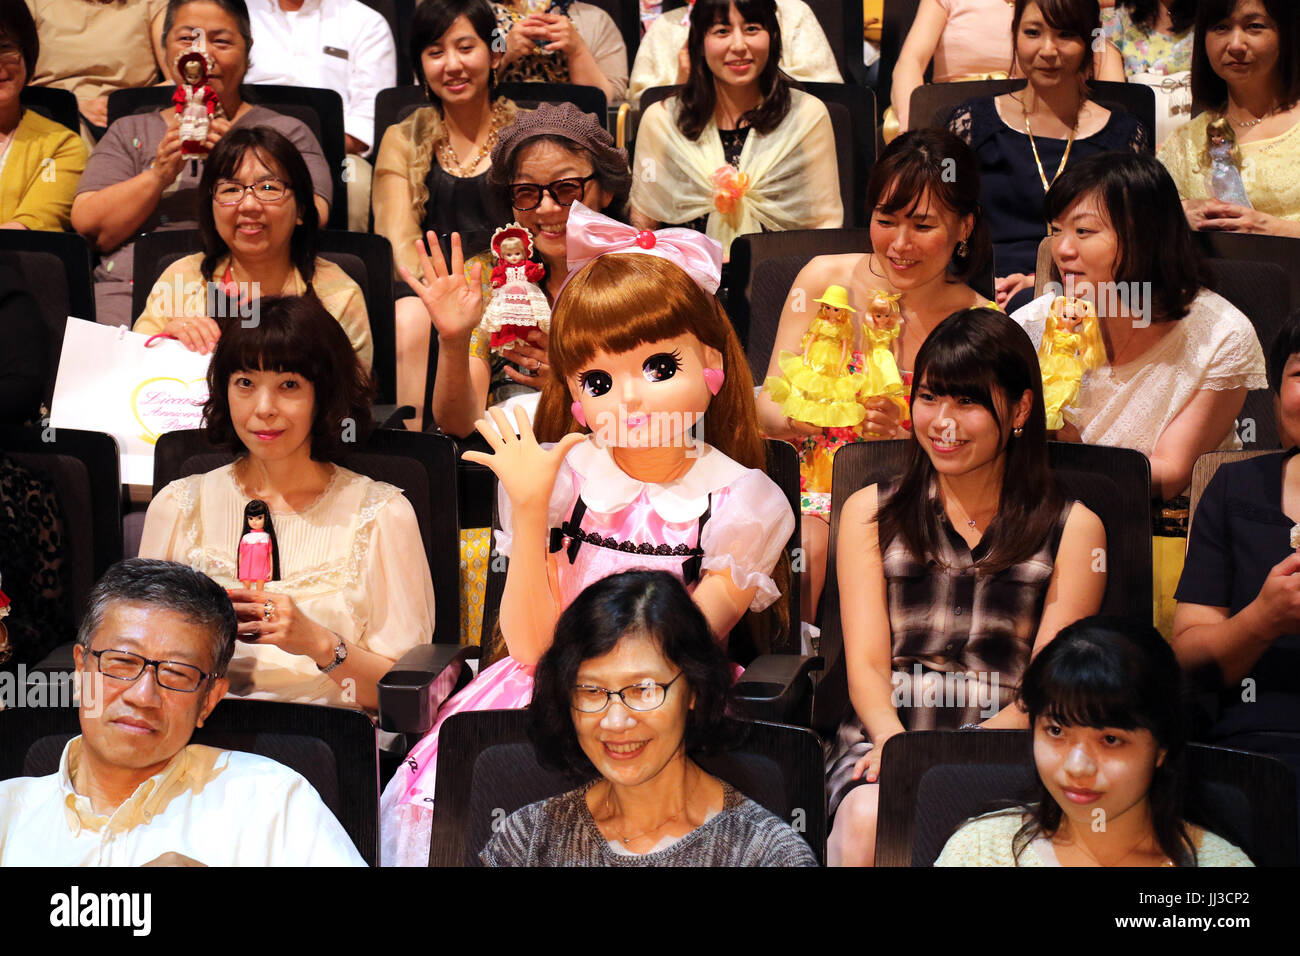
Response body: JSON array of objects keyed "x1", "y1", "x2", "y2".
[{"x1": 50, "y1": 319, "x2": 210, "y2": 486}]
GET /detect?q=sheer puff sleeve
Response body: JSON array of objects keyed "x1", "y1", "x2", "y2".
[
  {"x1": 700, "y1": 468, "x2": 794, "y2": 612},
  {"x1": 357, "y1": 489, "x2": 437, "y2": 658}
]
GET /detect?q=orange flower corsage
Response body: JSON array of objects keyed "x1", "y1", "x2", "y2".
[{"x1": 711, "y1": 165, "x2": 750, "y2": 215}]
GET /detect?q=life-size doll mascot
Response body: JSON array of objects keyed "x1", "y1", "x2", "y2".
[{"x1": 379, "y1": 201, "x2": 795, "y2": 866}]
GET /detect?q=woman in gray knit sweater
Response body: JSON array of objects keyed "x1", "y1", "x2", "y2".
[{"x1": 480, "y1": 571, "x2": 818, "y2": 867}]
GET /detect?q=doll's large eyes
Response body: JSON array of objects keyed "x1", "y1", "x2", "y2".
[
  {"x1": 579, "y1": 370, "x2": 612, "y2": 397},
  {"x1": 642, "y1": 352, "x2": 681, "y2": 383}
]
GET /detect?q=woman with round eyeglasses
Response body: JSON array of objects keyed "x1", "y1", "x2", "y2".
[
  {"x1": 481, "y1": 570, "x2": 818, "y2": 867},
  {"x1": 402, "y1": 102, "x2": 630, "y2": 440},
  {"x1": 1158, "y1": 0, "x2": 1300, "y2": 236},
  {"x1": 133, "y1": 127, "x2": 372, "y2": 367}
]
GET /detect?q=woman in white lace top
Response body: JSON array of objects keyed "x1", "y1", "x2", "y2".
[
  {"x1": 1011, "y1": 151, "x2": 1266, "y2": 500},
  {"x1": 139, "y1": 296, "x2": 437, "y2": 712}
]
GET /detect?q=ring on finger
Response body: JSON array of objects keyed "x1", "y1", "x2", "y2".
[{"x1": 263, "y1": 600, "x2": 276, "y2": 622}]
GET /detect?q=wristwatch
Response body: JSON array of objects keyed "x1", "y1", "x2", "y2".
[{"x1": 318, "y1": 637, "x2": 348, "y2": 674}]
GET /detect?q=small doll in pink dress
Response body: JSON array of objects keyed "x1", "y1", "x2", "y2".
[
  {"x1": 482, "y1": 224, "x2": 550, "y2": 359},
  {"x1": 237, "y1": 499, "x2": 279, "y2": 591},
  {"x1": 174, "y1": 48, "x2": 221, "y2": 175},
  {"x1": 380, "y1": 203, "x2": 795, "y2": 866}
]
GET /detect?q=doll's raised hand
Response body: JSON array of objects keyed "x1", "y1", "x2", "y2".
[
  {"x1": 462, "y1": 405, "x2": 586, "y2": 514},
  {"x1": 400, "y1": 231, "x2": 486, "y2": 342}
]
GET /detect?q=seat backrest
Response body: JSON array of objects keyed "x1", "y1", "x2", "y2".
[
  {"x1": 1195, "y1": 231, "x2": 1300, "y2": 316},
  {"x1": 1205, "y1": 259, "x2": 1289, "y2": 451},
  {"x1": 371, "y1": 85, "x2": 427, "y2": 169},
  {"x1": 1088, "y1": 79, "x2": 1156, "y2": 148},
  {"x1": 726, "y1": 228, "x2": 870, "y2": 382},
  {"x1": 317, "y1": 231, "x2": 398, "y2": 405},
  {"x1": 875, "y1": 729, "x2": 1299, "y2": 866},
  {"x1": 0, "y1": 427, "x2": 123, "y2": 641},
  {"x1": 0, "y1": 230, "x2": 96, "y2": 336},
  {"x1": 800, "y1": 82, "x2": 877, "y2": 228},
  {"x1": 430, "y1": 708, "x2": 826, "y2": 865},
  {"x1": 813, "y1": 439, "x2": 1152, "y2": 736},
  {"x1": 20, "y1": 86, "x2": 81, "y2": 134},
  {"x1": 152, "y1": 428, "x2": 461, "y2": 643},
  {"x1": 0, "y1": 700, "x2": 379, "y2": 866}
]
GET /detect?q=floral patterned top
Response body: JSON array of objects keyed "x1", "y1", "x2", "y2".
[{"x1": 1101, "y1": 6, "x2": 1193, "y2": 77}]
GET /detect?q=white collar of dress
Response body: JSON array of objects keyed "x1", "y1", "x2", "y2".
[{"x1": 568, "y1": 436, "x2": 747, "y2": 522}]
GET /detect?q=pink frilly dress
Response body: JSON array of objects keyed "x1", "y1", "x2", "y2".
[
  {"x1": 237, "y1": 531, "x2": 272, "y2": 582},
  {"x1": 379, "y1": 437, "x2": 795, "y2": 866}
]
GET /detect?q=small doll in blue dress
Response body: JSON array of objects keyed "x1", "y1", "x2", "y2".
[{"x1": 1205, "y1": 117, "x2": 1253, "y2": 208}]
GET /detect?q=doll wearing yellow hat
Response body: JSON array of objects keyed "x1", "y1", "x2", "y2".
[{"x1": 764, "y1": 285, "x2": 868, "y2": 428}]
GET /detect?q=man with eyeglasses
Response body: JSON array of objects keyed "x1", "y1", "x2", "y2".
[{"x1": 0, "y1": 558, "x2": 364, "y2": 866}]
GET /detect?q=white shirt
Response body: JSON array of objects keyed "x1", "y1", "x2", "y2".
[
  {"x1": 244, "y1": 0, "x2": 397, "y2": 149},
  {"x1": 0, "y1": 738, "x2": 367, "y2": 866}
]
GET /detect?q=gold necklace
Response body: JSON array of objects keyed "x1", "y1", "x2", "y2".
[
  {"x1": 1023, "y1": 104, "x2": 1078, "y2": 192},
  {"x1": 437, "y1": 101, "x2": 509, "y2": 177}
]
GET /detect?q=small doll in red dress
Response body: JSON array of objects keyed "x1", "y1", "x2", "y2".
[
  {"x1": 482, "y1": 223, "x2": 551, "y2": 360},
  {"x1": 174, "y1": 47, "x2": 221, "y2": 175},
  {"x1": 0, "y1": 573, "x2": 11, "y2": 664},
  {"x1": 237, "y1": 499, "x2": 280, "y2": 591}
]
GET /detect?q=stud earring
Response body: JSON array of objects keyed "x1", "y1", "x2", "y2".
[
  {"x1": 1012, "y1": 425, "x2": 1024, "y2": 437},
  {"x1": 571, "y1": 401, "x2": 587, "y2": 428}
]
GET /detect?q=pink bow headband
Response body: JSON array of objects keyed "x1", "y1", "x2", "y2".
[{"x1": 561, "y1": 201, "x2": 724, "y2": 295}]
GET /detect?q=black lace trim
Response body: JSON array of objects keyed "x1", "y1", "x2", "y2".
[{"x1": 549, "y1": 525, "x2": 702, "y2": 559}]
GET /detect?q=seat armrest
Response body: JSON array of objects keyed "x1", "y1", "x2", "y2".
[
  {"x1": 734, "y1": 654, "x2": 824, "y2": 725},
  {"x1": 377, "y1": 643, "x2": 476, "y2": 735}
]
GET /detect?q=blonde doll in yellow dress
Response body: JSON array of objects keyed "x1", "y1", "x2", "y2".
[
  {"x1": 764, "y1": 285, "x2": 868, "y2": 428},
  {"x1": 1038, "y1": 296, "x2": 1106, "y2": 431},
  {"x1": 860, "y1": 289, "x2": 905, "y2": 400}
]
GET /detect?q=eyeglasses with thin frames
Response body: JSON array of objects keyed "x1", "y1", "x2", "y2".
[
  {"x1": 0, "y1": 43, "x2": 22, "y2": 67},
  {"x1": 213, "y1": 178, "x2": 292, "y2": 206},
  {"x1": 87, "y1": 648, "x2": 212, "y2": 693},
  {"x1": 507, "y1": 174, "x2": 598, "y2": 211},
  {"x1": 570, "y1": 672, "x2": 684, "y2": 713}
]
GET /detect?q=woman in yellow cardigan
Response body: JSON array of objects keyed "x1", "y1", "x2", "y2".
[{"x1": 0, "y1": 0, "x2": 86, "y2": 231}]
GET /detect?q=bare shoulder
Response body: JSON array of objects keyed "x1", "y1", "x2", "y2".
[{"x1": 792, "y1": 253, "x2": 866, "y2": 293}]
